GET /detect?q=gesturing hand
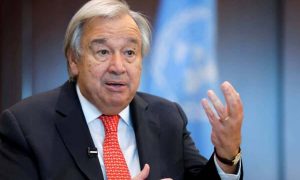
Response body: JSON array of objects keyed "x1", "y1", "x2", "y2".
[
  {"x1": 132, "y1": 164, "x2": 173, "y2": 180},
  {"x1": 201, "y1": 81, "x2": 243, "y2": 170},
  {"x1": 132, "y1": 164, "x2": 150, "y2": 180}
]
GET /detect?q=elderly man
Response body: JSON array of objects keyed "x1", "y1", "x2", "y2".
[{"x1": 0, "y1": 0, "x2": 243, "y2": 179}]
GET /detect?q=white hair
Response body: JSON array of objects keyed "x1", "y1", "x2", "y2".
[{"x1": 64, "y1": 0, "x2": 151, "y2": 79}]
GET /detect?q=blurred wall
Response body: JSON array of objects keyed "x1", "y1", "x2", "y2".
[
  {"x1": 0, "y1": 0, "x2": 22, "y2": 110},
  {"x1": 217, "y1": 0, "x2": 281, "y2": 179},
  {"x1": 1, "y1": 0, "x2": 300, "y2": 179},
  {"x1": 283, "y1": 0, "x2": 300, "y2": 179},
  {"x1": 218, "y1": 0, "x2": 300, "y2": 179}
]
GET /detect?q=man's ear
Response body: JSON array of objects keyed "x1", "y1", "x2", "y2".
[{"x1": 67, "y1": 50, "x2": 79, "y2": 76}]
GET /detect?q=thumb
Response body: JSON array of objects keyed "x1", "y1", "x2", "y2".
[{"x1": 132, "y1": 164, "x2": 150, "y2": 180}]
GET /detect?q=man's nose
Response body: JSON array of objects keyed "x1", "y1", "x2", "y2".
[{"x1": 108, "y1": 53, "x2": 126, "y2": 74}]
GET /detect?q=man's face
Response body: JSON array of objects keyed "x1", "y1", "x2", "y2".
[{"x1": 69, "y1": 14, "x2": 143, "y2": 114}]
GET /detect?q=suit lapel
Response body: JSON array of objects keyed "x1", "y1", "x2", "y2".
[
  {"x1": 54, "y1": 82, "x2": 103, "y2": 180},
  {"x1": 130, "y1": 94, "x2": 161, "y2": 180}
]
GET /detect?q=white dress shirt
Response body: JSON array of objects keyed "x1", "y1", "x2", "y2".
[
  {"x1": 76, "y1": 85, "x2": 241, "y2": 180},
  {"x1": 76, "y1": 85, "x2": 140, "y2": 179}
]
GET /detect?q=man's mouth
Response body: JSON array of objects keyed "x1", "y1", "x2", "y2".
[
  {"x1": 105, "y1": 81, "x2": 127, "y2": 91},
  {"x1": 106, "y1": 82, "x2": 125, "y2": 86}
]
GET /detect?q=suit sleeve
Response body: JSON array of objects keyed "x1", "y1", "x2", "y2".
[
  {"x1": 0, "y1": 109, "x2": 39, "y2": 180},
  {"x1": 174, "y1": 103, "x2": 221, "y2": 180}
]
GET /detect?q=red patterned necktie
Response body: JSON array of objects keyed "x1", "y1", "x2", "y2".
[{"x1": 99, "y1": 115, "x2": 131, "y2": 180}]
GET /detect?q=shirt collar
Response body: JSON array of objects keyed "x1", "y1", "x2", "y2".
[{"x1": 76, "y1": 84, "x2": 131, "y2": 126}]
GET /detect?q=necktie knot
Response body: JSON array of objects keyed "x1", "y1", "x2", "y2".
[{"x1": 99, "y1": 115, "x2": 120, "y2": 133}]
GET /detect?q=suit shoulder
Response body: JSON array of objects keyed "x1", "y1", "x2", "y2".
[
  {"x1": 8, "y1": 86, "x2": 62, "y2": 114},
  {"x1": 136, "y1": 91, "x2": 175, "y2": 105},
  {"x1": 135, "y1": 92, "x2": 188, "y2": 118}
]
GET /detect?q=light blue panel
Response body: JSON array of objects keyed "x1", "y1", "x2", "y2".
[
  {"x1": 217, "y1": 0, "x2": 280, "y2": 179},
  {"x1": 30, "y1": 0, "x2": 73, "y2": 94},
  {"x1": 284, "y1": 53, "x2": 300, "y2": 180},
  {"x1": 21, "y1": 0, "x2": 68, "y2": 97},
  {"x1": 21, "y1": 0, "x2": 33, "y2": 99},
  {"x1": 32, "y1": 37, "x2": 67, "y2": 94},
  {"x1": 283, "y1": 1, "x2": 300, "y2": 179}
]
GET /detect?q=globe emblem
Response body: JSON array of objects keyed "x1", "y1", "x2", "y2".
[{"x1": 149, "y1": 6, "x2": 218, "y2": 122}]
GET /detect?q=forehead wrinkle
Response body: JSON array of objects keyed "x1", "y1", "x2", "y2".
[
  {"x1": 91, "y1": 22, "x2": 141, "y2": 43},
  {"x1": 83, "y1": 15, "x2": 142, "y2": 47},
  {"x1": 91, "y1": 38, "x2": 107, "y2": 45},
  {"x1": 89, "y1": 36, "x2": 140, "y2": 48},
  {"x1": 88, "y1": 38, "x2": 107, "y2": 51}
]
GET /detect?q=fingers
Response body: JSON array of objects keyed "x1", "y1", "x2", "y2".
[
  {"x1": 201, "y1": 98, "x2": 218, "y2": 126},
  {"x1": 221, "y1": 81, "x2": 243, "y2": 120},
  {"x1": 201, "y1": 81, "x2": 243, "y2": 125},
  {"x1": 201, "y1": 89, "x2": 228, "y2": 126},
  {"x1": 132, "y1": 164, "x2": 150, "y2": 180},
  {"x1": 131, "y1": 164, "x2": 172, "y2": 180},
  {"x1": 207, "y1": 90, "x2": 227, "y2": 120}
]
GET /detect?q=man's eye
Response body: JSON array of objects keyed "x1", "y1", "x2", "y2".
[
  {"x1": 98, "y1": 50, "x2": 109, "y2": 55},
  {"x1": 125, "y1": 50, "x2": 135, "y2": 56}
]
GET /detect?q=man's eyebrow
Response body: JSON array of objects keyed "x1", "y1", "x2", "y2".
[
  {"x1": 127, "y1": 38, "x2": 139, "y2": 44},
  {"x1": 89, "y1": 37, "x2": 140, "y2": 47},
  {"x1": 90, "y1": 38, "x2": 107, "y2": 46}
]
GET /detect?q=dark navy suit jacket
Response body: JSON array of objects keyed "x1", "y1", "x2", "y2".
[{"x1": 0, "y1": 81, "x2": 242, "y2": 179}]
